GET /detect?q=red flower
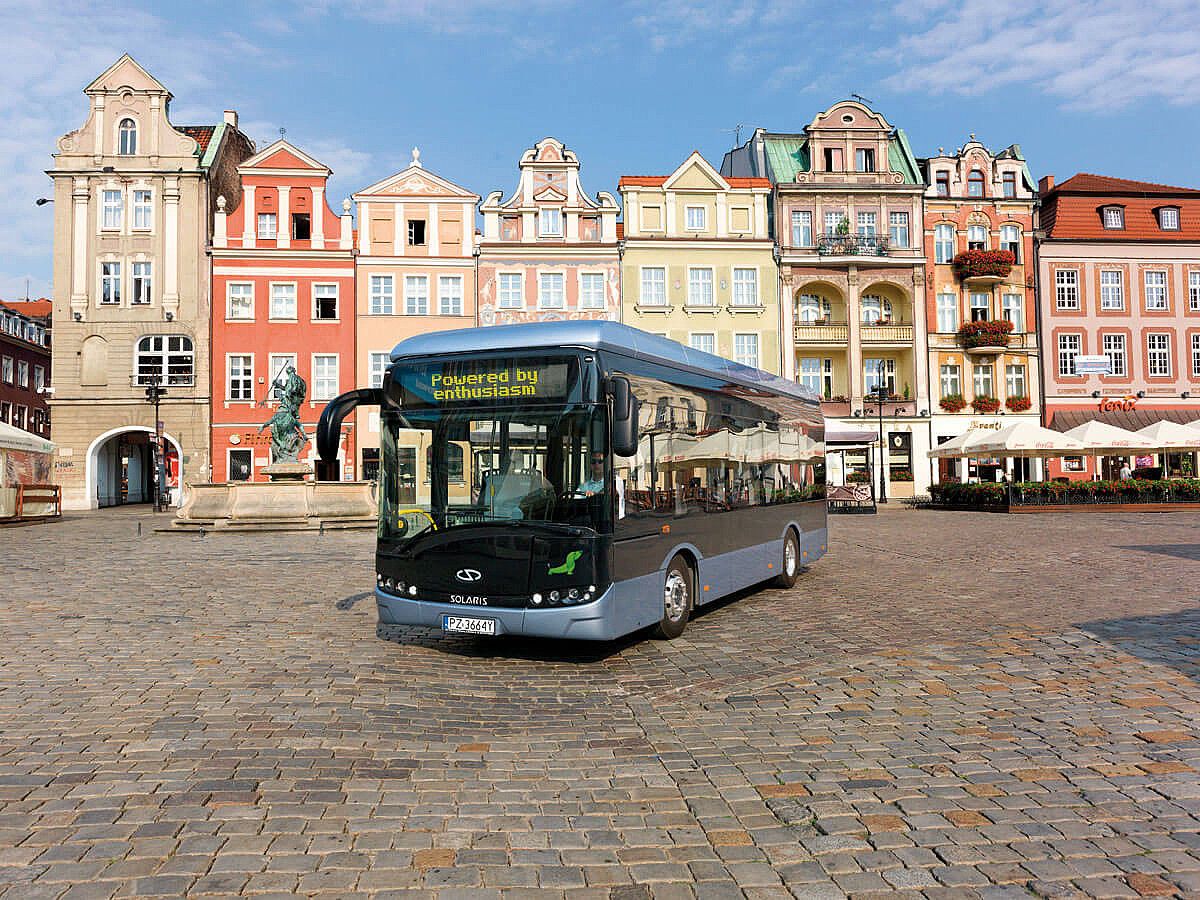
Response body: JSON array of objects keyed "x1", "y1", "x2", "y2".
[{"x1": 951, "y1": 250, "x2": 1015, "y2": 279}]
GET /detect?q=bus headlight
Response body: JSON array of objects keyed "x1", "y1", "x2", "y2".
[
  {"x1": 530, "y1": 593, "x2": 543, "y2": 606},
  {"x1": 567, "y1": 588, "x2": 580, "y2": 601},
  {"x1": 548, "y1": 590, "x2": 560, "y2": 604},
  {"x1": 408, "y1": 585, "x2": 417, "y2": 596}
]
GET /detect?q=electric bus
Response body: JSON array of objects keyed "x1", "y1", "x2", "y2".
[{"x1": 318, "y1": 321, "x2": 826, "y2": 641}]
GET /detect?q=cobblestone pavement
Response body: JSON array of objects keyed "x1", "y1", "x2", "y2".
[{"x1": 2, "y1": 507, "x2": 1200, "y2": 899}]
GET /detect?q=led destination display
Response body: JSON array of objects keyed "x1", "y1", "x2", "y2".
[{"x1": 395, "y1": 358, "x2": 573, "y2": 407}]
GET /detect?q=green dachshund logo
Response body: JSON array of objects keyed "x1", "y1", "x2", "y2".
[{"x1": 548, "y1": 550, "x2": 583, "y2": 576}]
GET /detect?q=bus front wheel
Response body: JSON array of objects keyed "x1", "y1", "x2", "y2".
[
  {"x1": 654, "y1": 556, "x2": 694, "y2": 640},
  {"x1": 772, "y1": 530, "x2": 801, "y2": 589}
]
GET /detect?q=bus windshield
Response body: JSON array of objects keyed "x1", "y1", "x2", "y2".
[{"x1": 379, "y1": 403, "x2": 611, "y2": 546}]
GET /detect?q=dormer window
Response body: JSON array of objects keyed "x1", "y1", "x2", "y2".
[
  {"x1": 1158, "y1": 206, "x2": 1181, "y2": 230},
  {"x1": 538, "y1": 208, "x2": 562, "y2": 237},
  {"x1": 1002, "y1": 172, "x2": 1017, "y2": 198},
  {"x1": 854, "y1": 148, "x2": 875, "y2": 173},
  {"x1": 935, "y1": 171, "x2": 950, "y2": 197},
  {"x1": 967, "y1": 170, "x2": 985, "y2": 197},
  {"x1": 823, "y1": 147, "x2": 844, "y2": 172},
  {"x1": 1102, "y1": 206, "x2": 1125, "y2": 229},
  {"x1": 118, "y1": 118, "x2": 137, "y2": 155}
]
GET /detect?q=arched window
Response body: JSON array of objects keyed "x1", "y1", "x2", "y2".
[
  {"x1": 967, "y1": 169, "x2": 985, "y2": 197},
  {"x1": 136, "y1": 335, "x2": 193, "y2": 386},
  {"x1": 861, "y1": 295, "x2": 892, "y2": 325},
  {"x1": 797, "y1": 293, "x2": 832, "y2": 323},
  {"x1": 118, "y1": 118, "x2": 137, "y2": 155},
  {"x1": 426, "y1": 443, "x2": 465, "y2": 483},
  {"x1": 967, "y1": 224, "x2": 988, "y2": 250}
]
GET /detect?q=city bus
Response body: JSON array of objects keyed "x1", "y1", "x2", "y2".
[{"x1": 322, "y1": 321, "x2": 826, "y2": 641}]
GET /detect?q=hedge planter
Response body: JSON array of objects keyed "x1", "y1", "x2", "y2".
[{"x1": 930, "y1": 479, "x2": 1200, "y2": 512}]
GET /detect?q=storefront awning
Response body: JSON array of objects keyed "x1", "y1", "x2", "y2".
[
  {"x1": 0, "y1": 421, "x2": 55, "y2": 454},
  {"x1": 1048, "y1": 408, "x2": 1198, "y2": 432},
  {"x1": 825, "y1": 425, "x2": 878, "y2": 445}
]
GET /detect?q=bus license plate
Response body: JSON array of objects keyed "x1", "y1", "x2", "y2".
[{"x1": 442, "y1": 615, "x2": 496, "y2": 636}]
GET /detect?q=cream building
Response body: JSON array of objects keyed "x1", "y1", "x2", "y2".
[
  {"x1": 619, "y1": 152, "x2": 779, "y2": 372},
  {"x1": 47, "y1": 55, "x2": 252, "y2": 509},
  {"x1": 351, "y1": 149, "x2": 479, "y2": 481}
]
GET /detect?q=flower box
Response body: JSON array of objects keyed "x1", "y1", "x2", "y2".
[
  {"x1": 939, "y1": 393, "x2": 967, "y2": 413},
  {"x1": 1006, "y1": 395, "x2": 1032, "y2": 412},
  {"x1": 972, "y1": 395, "x2": 1001, "y2": 413},
  {"x1": 958, "y1": 319, "x2": 1014, "y2": 349},
  {"x1": 951, "y1": 249, "x2": 1015, "y2": 280}
]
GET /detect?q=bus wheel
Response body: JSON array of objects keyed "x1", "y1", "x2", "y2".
[
  {"x1": 654, "y1": 556, "x2": 693, "y2": 640},
  {"x1": 772, "y1": 530, "x2": 801, "y2": 589}
]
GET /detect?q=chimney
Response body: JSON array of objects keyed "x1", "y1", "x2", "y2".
[
  {"x1": 1038, "y1": 174, "x2": 1054, "y2": 193},
  {"x1": 223, "y1": 110, "x2": 238, "y2": 129}
]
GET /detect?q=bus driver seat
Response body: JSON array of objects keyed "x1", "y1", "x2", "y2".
[{"x1": 479, "y1": 468, "x2": 552, "y2": 520}]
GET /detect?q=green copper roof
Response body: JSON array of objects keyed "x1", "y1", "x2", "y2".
[
  {"x1": 763, "y1": 136, "x2": 809, "y2": 182},
  {"x1": 888, "y1": 129, "x2": 922, "y2": 185},
  {"x1": 199, "y1": 122, "x2": 227, "y2": 170}
]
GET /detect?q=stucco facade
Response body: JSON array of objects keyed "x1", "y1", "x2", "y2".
[
  {"x1": 619, "y1": 152, "x2": 780, "y2": 372},
  {"x1": 47, "y1": 55, "x2": 252, "y2": 509},
  {"x1": 478, "y1": 138, "x2": 619, "y2": 327},
  {"x1": 351, "y1": 150, "x2": 479, "y2": 480}
]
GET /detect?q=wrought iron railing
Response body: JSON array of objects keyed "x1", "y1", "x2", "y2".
[{"x1": 816, "y1": 234, "x2": 890, "y2": 257}]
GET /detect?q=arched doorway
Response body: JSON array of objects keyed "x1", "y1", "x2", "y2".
[{"x1": 86, "y1": 427, "x2": 182, "y2": 509}]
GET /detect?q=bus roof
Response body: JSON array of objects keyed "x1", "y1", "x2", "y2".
[{"x1": 390, "y1": 320, "x2": 818, "y2": 404}]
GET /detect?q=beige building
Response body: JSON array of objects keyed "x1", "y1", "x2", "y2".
[
  {"x1": 47, "y1": 55, "x2": 252, "y2": 509},
  {"x1": 351, "y1": 149, "x2": 479, "y2": 481},
  {"x1": 619, "y1": 153, "x2": 779, "y2": 371}
]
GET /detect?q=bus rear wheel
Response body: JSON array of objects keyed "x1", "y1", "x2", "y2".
[
  {"x1": 772, "y1": 530, "x2": 801, "y2": 589},
  {"x1": 653, "y1": 556, "x2": 693, "y2": 640}
]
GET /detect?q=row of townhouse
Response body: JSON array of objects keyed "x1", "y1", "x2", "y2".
[{"x1": 46, "y1": 57, "x2": 1200, "y2": 509}]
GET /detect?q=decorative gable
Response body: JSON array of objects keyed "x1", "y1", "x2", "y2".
[
  {"x1": 85, "y1": 54, "x2": 168, "y2": 96},
  {"x1": 664, "y1": 153, "x2": 727, "y2": 192}
]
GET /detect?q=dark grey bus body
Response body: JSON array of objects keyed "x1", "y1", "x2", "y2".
[{"x1": 372, "y1": 321, "x2": 827, "y2": 641}]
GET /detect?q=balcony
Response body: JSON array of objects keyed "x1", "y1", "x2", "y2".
[
  {"x1": 952, "y1": 250, "x2": 1014, "y2": 285},
  {"x1": 958, "y1": 320, "x2": 1014, "y2": 355},
  {"x1": 816, "y1": 234, "x2": 890, "y2": 257},
  {"x1": 861, "y1": 324, "x2": 913, "y2": 345},
  {"x1": 794, "y1": 321, "x2": 849, "y2": 343}
]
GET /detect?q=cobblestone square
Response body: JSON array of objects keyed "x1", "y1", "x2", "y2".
[{"x1": 3, "y1": 508, "x2": 1200, "y2": 898}]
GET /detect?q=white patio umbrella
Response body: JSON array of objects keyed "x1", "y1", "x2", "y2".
[
  {"x1": 926, "y1": 429, "x2": 989, "y2": 459},
  {"x1": 0, "y1": 421, "x2": 55, "y2": 454},
  {"x1": 1135, "y1": 421, "x2": 1200, "y2": 450},
  {"x1": 965, "y1": 421, "x2": 1086, "y2": 458},
  {"x1": 1062, "y1": 421, "x2": 1155, "y2": 454}
]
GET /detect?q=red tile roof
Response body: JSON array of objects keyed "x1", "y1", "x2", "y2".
[
  {"x1": 1053, "y1": 173, "x2": 1200, "y2": 196},
  {"x1": 0, "y1": 299, "x2": 52, "y2": 319},
  {"x1": 615, "y1": 222, "x2": 624, "y2": 240},
  {"x1": 178, "y1": 125, "x2": 215, "y2": 154},
  {"x1": 1043, "y1": 194, "x2": 1200, "y2": 241},
  {"x1": 617, "y1": 175, "x2": 771, "y2": 189},
  {"x1": 726, "y1": 177, "x2": 771, "y2": 188}
]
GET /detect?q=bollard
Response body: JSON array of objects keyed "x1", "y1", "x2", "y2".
[
  {"x1": 137, "y1": 521, "x2": 142, "y2": 537},
  {"x1": 199, "y1": 525, "x2": 205, "y2": 540},
  {"x1": 319, "y1": 521, "x2": 325, "y2": 536}
]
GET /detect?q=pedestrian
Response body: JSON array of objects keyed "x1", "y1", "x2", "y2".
[{"x1": 1119, "y1": 461, "x2": 1132, "y2": 480}]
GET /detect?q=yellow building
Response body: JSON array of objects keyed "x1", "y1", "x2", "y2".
[{"x1": 619, "y1": 153, "x2": 780, "y2": 373}]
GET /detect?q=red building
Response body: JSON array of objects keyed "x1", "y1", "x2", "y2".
[
  {"x1": 210, "y1": 140, "x2": 356, "y2": 482},
  {"x1": 0, "y1": 299, "x2": 52, "y2": 438}
]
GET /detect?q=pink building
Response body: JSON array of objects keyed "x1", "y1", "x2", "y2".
[
  {"x1": 478, "y1": 137, "x2": 620, "y2": 325},
  {"x1": 1038, "y1": 173, "x2": 1200, "y2": 479}
]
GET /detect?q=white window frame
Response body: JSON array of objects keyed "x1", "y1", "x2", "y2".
[
  {"x1": 578, "y1": 272, "x2": 606, "y2": 310},
  {"x1": 856, "y1": 211, "x2": 877, "y2": 237},
  {"x1": 1101, "y1": 333, "x2": 1127, "y2": 377},
  {"x1": 1057, "y1": 333, "x2": 1081, "y2": 377},
  {"x1": 863, "y1": 358, "x2": 896, "y2": 395},
  {"x1": 369, "y1": 351, "x2": 390, "y2": 389},
  {"x1": 1102, "y1": 206, "x2": 1125, "y2": 229},
  {"x1": 936, "y1": 292, "x2": 958, "y2": 332},
  {"x1": 224, "y1": 283, "x2": 253, "y2": 321},
  {"x1": 312, "y1": 354, "x2": 339, "y2": 401},
  {"x1": 687, "y1": 267, "x2": 714, "y2": 307},
  {"x1": 537, "y1": 271, "x2": 565, "y2": 310},
  {"x1": 861, "y1": 294, "x2": 891, "y2": 325},
  {"x1": 369, "y1": 274, "x2": 394, "y2": 315},
  {"x1": 1192, "y1": 333, "x2": 1200, "y2": 378},
  {"x1": 267, "y1": 353, "x2": 297, "y2": 402},
  {"x1": 1001, "y1": 293, "x2": 1023, "y2": 331},
  {"x1": 888, "y1": 211, "x2": 909, "y2": 248},
  {"x1": 1, "y1": 356, "x2": 11, "y2": 384},
  {"x1": 685, "y1": 205, "x2": 706, "y2": 231},
  {"x1": 497, "y1": 271, "x2": 524, "y2": 309},
  {"x1": 227, "y1": 354, "x2": 254, "y2": 401},
  {"x1": 733, "y1": 333, "x2": 760, "y2": 369},
  {"x1": 967, "y1": 224, "x2": 988, "y2": 249},
  {"x1": 269, "y1": 282, "x2": 298, "y2": 321},
  {"x1": 257, "y1": 212, "x2": 278, "y2": 240},
  {"x1": 438, "y1": 275, "x2": 464, "y2": 316},
  {"x1": 731, "y1": 268, "x2": 758, "y2": 307},
  {"x1": 1160, "y1": 207, "x2": 1181, "y2": 231},
  {"x1": 101, "y1": 189, "x2": 123, "y2": 230},
  {"x1": 117, "y1": 118, "x2": 137, "y2": 155},
  {"x1": 100, "y1": 261, "x2": 121, "y2": 305},
  {"x1": 934, "y1": 224, "x2": 955, "y2": 264},
  {"x1": 940, "y1": 363, "x2": 961, "y2": 398},
  {"x1": 33, "y1": 365, "x2": 44, "y2": 392},
  {"x1": 1005, "y1": 364, "x2": 1027, "y2": 399},
  {"x1": 312, "y1": 283, "x2": 339, "y2": 321},
  {"x1": 132, "y1": 189, "x2": 153, "y2": 231},
  {"x1": 17, "y1": 360, "x2": 28, "y2": 389},
  {"x1": 130, "y1": 261, "x2": 152, "y2": 306},
  {"x1": 1055, "y1": 270, "x2": 1080, "y2": 310},
  {"x1": 1144, "y1": 270, "x2": 1168, "y2": 311},
  {"x1": 1099, "y1": 270, "x2": 1124, "y2": 311},
  {"x1": 1147, "y1": 333, "x2": 1172, "y2": 377},
  {"x1": 791, "y1": 210, "x2": 812, "y2": 247},
  {"x1": 797, "y1": 293, "x2": 831, "y2": 323},
  {"x1": 404, "y1": 275, "x2": 429, "y2": 316},
  {"x1": 798, "y1": 357, "x2": 822, "y2": 394},
  {"x1": 640, "y1": 267, "x2": 667, "y2": 307},
  {"x1": 973, "y1": 363, "x2": 995, "y2": 397},
  {"x1": 689, "y1": 333, "x2": 716, "y2": 355},
  {"x1": 1000, "y1": 224, "x2": 1020, "y2": 262},
  {"x1": 538, "y1": 208, "x2": 563, "y2": 237},
  {"x1": 824, "y1": 210, "x2": 843, "y2": 236},
  {"x1": 1190, "y1": 271, "x2": 1200, "y2": 312},
  {"x1": 969, "y1": 292, "x2": 990, "y2": 321}
]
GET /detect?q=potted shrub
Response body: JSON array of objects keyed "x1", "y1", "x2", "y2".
[
  {"x1": 972, "y1": 395, "x2": 1001, "y2": 413},
  {"x1": 951, "y1": 249, "x2": 1015, "y2": 280},
  {"x1": 939, "y1": 393, "x2": 967, "y2": 413},
  {"x1": 958, "y1": 319, "x2": 1014, "y2": 349},
  {"x1": 1006, "y1": 395, "x2": 1032, "y2": 412}
]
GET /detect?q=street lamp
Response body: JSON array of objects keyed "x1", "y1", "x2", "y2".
[
  {"x1": 144, "y1": 374, "x2": 168, "y2": 512},
  {"x1": 871, "y1": 360, "x2": 888, "y2": 504}
]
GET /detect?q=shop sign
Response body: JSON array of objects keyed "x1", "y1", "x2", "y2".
[
  {"x1": 966, "y1": 420, "x2": 1003, "y2": 431},
  {"x1": 1097, "y1": 395, "x2": 1138, "y2": 412},
  {"x1": 1136, "y1": 455, "x2": 1154, "y2": 468},
  {"x1": 1076, "y1": 355, "x2": 1111, "y2": 375}
]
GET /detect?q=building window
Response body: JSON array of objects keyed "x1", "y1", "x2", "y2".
[
  {"x1": 369, "y1": 352, "x2": 390, "y2": 389},
  {"x1": 934, "y1": 224, "x2": 955, "y2": 264},
  {"x1": 313, "y1": 355, "x2": 339, "y2": 400},
  {"x1": 967, "y1": 170, "x2": 985, "y2": 197},
  {"x1": 579, "y1": 273, "x2": 605, "y2": 310},
  {"x1": 791, "y1": 210, "x2": 812, "y2": 247},
  {"x1": 1147, "y1": 333, "x2": 1171, "y2": 376},
  {"x1": 267, "y1": 354, "x2": 296, "y2": 401},
  {"x1": 1192, "y1": 334, "x2": 1200, "y2": 377},
  {"x1": 270, "y1": 283, "x2": 297, "y2": 320},
  {"x1": 940, "y1": 363, "x2": 961, "y2": 398},
  {"x1": 226, "y1": 283, "x2": 253, "y2": 320},
  {"x1": 690, "y1": 333, "x2": 715, "y2": 355},
  {"x1": 967, "y1": 224, "x2": 987, "y2": 250},
  {"x1": 292, "y1": 213, "x2": 311, "y2": 241},
  {"x1": 137, "y1": 335, "x2": 194, "y2": 387},
  {"x1": 888, "y1": 212, "x2": 909, "y2": 248},
  {"x1": 798, "y1": 357, "x2": 823, "y2": 394},
  {"x1": 936, "y1": 292, "x2": 958, "y2": 332},
  {"x1": 1144, "y1": 270, "x2": 1168, "y2": 310},
  {"x1": 1057, "y1": 333, "x2": 1081, "y2": 376},
  {"x1": 935, "y1": 171, "x2": 950, "y2": 197},
  {"x1": 131, "y1": 261, "x2": 152, "y2": 305},
  {"x1": 132, "y1": 190, "x2": 152, "y2": 230},
  {"x1": 1002, "y1": 172, "x2": 1017, "y2": 198},
  {"x1": 824, "y1": 210, "x2": 844, "y2": 236},
  {"x1": 864, "y1": 358, "x2": 896, "y2": 395},
  {"x1": 1159, "y1": 207, "x2": 1181, "y2": 230},
  {"x1": 1000, "y1": 224, "x2": 1020, "y2": 262},
  {"x1": 1005, "y1": 364, "x2": 1027, "y2": 398},
  {"x1": 1097, "y1": 270, "x2": 1124, "y2": 310},
  {"x1": 640, "y1": 267, "x2": 666, "y2": 306},
  {"x1": 733, "y1": 333, "x2": 759, "y2": 368},
  {"x1": 1191, "y1": 272, "x2": 1200, "y2": 311},
  {"x1": 732, "y1": 268, "x2": 758, "y2": 307},
  {"x1": 407, "y1": 219, "x2": 426, "y2": 246},
  {"x1": 228, "y1": 449, "x2": 253, "y2": 482},
  {"x1": 0, "y1": 356, "x2": 10, "y2": 384},
  {"x1": 118, "y1": 118, "x2": 137, "y2": 155},
  {"x1": 855, "y1": 148, "x2": 875, "y2": 172},
  {"x1": 797, "y1": 294, "x2": 831, "y2": 323},
  {"x1": 823, "y1": 147, "x2": 843, "y2": 171},
  {"x1": 538, "y1": 209, "x2": 562, "y2": 237},
  {"x1": 17, "y1": 360, "x2": 28, "y2": 388},
  {"x1": 438, "y1": 275, "x2": 464, "y2": 315},
  {"x1": 687, "y1": 268, "x2": 714, "y2": 307},
  {"x1": 369, "y1": 275, "x2": 394, "y2": 315},
  {"x1": 33, "y1": 366, "x2": 44, "y2": 392},
  {"x1": 969, "y1": 292, "x2": 990, "y2": 322},
  {"x1": 856, "y1": 211, "x2": 877, "y2": 237},
  {"x1": 1102, "y1": 333, "x2": 1127, "y2": 376},
  {"x1": 861, "y1": 295, "x2": 891, "y2": 325},
  {"x1": 1001, "y1": 293, "x2": 1023, "y2": 331},
  {"x1": 538, "y1": 272, "x2": 565, "y2": 309},
  {"x1": 685, "y1": 206, "x2": 706, "y2": 231},
  {"x1": 257, "y1": 213, "x2": 277, "y2": 239},
  {"x1": 404, "y1": 275, "x2": 429, "y2": 315},
  {"x1": 1055, "y1": 270, "x2": 1079, "y2": 310},
  {"x1": 100, "y1": 262, "x2": 121, "y2": 305},
  {"x1": 498, "y1": 272, "x2": 523, "y2": 309},
  {"x1": 314, "y1": 284, "x2": 338, "y2": 320},
  {"x1": 973, "y1": 363, "x2": 994, "y2": 397},
  {"x1": 1102, "y1": 206, "x2": 1125, "y2": 229},
  {"x1": 102, "y1": 189, "x2": 123, "y2": 229}
]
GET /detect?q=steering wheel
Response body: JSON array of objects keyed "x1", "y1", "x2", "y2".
[{"x1": 394, "y1": 508, "x2": 437, "y2": 536}]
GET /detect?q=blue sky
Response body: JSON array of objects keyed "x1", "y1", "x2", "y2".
[{"x1": 4, "y1": 0, "x2": 1199, "y2": 299}]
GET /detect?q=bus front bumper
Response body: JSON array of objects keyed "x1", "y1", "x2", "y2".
[{"x1": 375, "y1": 585, "x2": 627, "y2": 641}]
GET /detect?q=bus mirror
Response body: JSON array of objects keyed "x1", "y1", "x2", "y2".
[
  {"x1": 609, "y1": 377, "x2": 638, "y2": 457},
  {"x1": 609, "y1": 376, "x2": 630, "y2": 421}
]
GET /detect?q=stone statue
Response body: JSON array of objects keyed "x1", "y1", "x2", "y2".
[{"x1": 259, "y1": 365, "x2": 308, "y2": 464}]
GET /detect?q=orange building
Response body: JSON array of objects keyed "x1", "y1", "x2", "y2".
[{"x1": 210, "y1": 140, "x2": 356, "y2": 482}]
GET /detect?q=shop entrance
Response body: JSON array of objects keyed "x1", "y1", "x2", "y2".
[{"x1": 88, "y1": 428, "x2": 180, "y2": 508}]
